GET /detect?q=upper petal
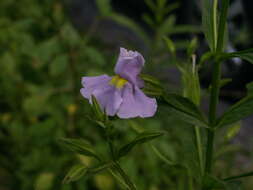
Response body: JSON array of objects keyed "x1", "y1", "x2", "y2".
[
  {"x1": 80, "y1": 74, "x2": 111, "y2": 99},
  {"x1": 117, "y1": 83, "x2": 157, "y2": 118},
  {"x1": 114, "y1": 47, "x2": 145, "y2": 86}
]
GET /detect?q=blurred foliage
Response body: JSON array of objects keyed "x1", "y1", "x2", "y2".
[{"x1": 0, "y1": 0, "x2": 252, "y2": 189}]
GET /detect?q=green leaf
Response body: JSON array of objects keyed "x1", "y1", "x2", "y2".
[
  {"x1": 63, "y1": 164, "x2": 87, "y2": 184},
  {"x1": 225, "y1": 181, "x2": 242, "y2": 190},
  {"x1": 139, "y1": 74, "x2": 162, "y2": 87},
  {"x1": 49, "y1": 54, "x2": 68, "y2": 76},
  {"x1": 59, "y1": 138, "x2": 101, "y2": 161},
  {"x1": 220, "y1": 48, "x2": 253, "y2": 64},
  {"x1": 118, "y1": 131, "x2": 164, "y2": 158},
  {"x1": 162, "y1": 94, "x2": 208, "y2": 128},
  {"x1": 216, "y1": 0, "x2": 230, "y2": 52},
  {"x1": 108, "y1": 13, "x2": 150, "y2": 46},
  {"x1": 202, "y1": 174, "x2": 225, "y2": 190},
  {"x1": 151, "y1": 145, "x2": 175, "y2": 165},
  {"x1": 224, "y1": 171, "x2": 253, "y2": 181},
  {"x1": 187, "y1": 37, "x2": 198, "y2": 56},
  {"x1": 95, "y1": 0, "x2": 112, "y2": 17},
  {"x1": 246, "y1": 81, "x2": 253, "y2": 94},
  {"x1": 91, "y1": 95, "x2": 106, "y2": 122},
  {"x1": 35, "y1": 173, "x2": 54, "y2": 190},
  {"x1": 164, "y1": 36, "x2": 176, "y2": 55},
  {"x1": 202, "y1": 0, "x2": 216, "y2": 51},
  {"x1": 216, "y1": 95, "x2": 253, "y2": 128},
  {"x1": 225, "y1": 122, "x2": 241, "y2": 141},
  {"x1": 208, "y1": 78, "x2": 232, "y2": 92}
]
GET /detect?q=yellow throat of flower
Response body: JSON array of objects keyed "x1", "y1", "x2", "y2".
[{"x1": 110, "y1": 75, "x2": 128, "y2": 89}]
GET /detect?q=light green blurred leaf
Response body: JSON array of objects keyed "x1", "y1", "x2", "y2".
[
  {"x1": 63, "y1": 164, "x2": 87, "y2": 184},
  {"x1": 225, "y1": 122, "x2": 241, "y2": 141},
  {"x1": 60, "y1": 23, "x2": 82, "y2": 47},
  {"x1": 109, "y1": 13, "x2": 150, "y2": 46},
  {"x1": 118, "y1": 131, "x2": 164, "y2": 158},
  {"x1": 96, "y1": 0, "x2": 112, "y2": 17},
  {"x1": 35, "y1": 173, "x2": 54, "y2": 190},
  {"x1": 60, "y1": 138, "x2": 101, "y2": 161},
  {"x1": 49, "y1": 54, "x2": 68, "y2": 76}
]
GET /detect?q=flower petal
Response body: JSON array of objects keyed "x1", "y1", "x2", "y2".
[
  {"x1": 92, "y1": 85, "x2": 123, "y2": 116},
  {"x1": 114, "y1": 47, "x2": 145, "y2": 86},
  {"x1": 80, "y1": 74, "x2": 111, "y2": 99},
  {"x1": 117, "y1": 84, "x2": 157, "y2": 118}
]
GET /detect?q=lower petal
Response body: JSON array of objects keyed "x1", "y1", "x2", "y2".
[
  {"x1": 92, "y1": 85, "x2": 123, "y2": 116},
  {"x1": 117, "y1": 84, "x2": 157, "y2": 118}
]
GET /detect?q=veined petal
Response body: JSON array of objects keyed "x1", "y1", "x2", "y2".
[
  {"x1": 92, "y1": 85, "x2": 123, "y2": 116},
  {"x1": 114, "y1": 47, "x2": 145, "y2": 86},
  {"x1": 117, "y1": 83, "x2": 157, "y2": 118},
  {"x1": 80, "y1": 74, "x2": 111, "y2": 99}
]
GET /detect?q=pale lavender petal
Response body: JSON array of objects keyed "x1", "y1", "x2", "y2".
[
  {"x1": 80, "y1": 74, "x2": 111, "y2": 99},
  {"x1": 117, "y1": 84, "x2": 157, "y2": 118},
  {"x1": 114, "y1": 47, "x2": 145, "y2": 86},
  {"x1": 92, "y1": 85, "x2": 123, "y2": 116}
]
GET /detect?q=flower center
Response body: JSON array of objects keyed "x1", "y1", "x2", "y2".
[{"x1": 110, "y1": 75, "x2": 128, "y2": 89}]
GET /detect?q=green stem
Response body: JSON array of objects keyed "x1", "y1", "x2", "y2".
[
  {"x1": 105, "y1": 126, "x2": 136, "y2": 190},
  {"x1": 213, "y1": 0, "x2": 218, "y2": 50},
  {"x1": 205, "y1": 0, "x2": 230, "y2": 175},
  {"x1": 205, "y1": 57, "x2": 222, "y2": 174},
  {"x1": 194, "y1": 127, "x2": 204, "y2": 175},
  {"x1": 113, "y1": 162, "x2": 137, "y2": 190}
]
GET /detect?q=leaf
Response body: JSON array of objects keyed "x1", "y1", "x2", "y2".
[
  {"x1": 225, "y1": 180, "x2": 242, "y2": 190},
  {"x1": 246, "y1": 81, "x2": 253, "y2": 94},
  {"x1": 139, "y1": 74, "x2": 162, "y2": 87},
  {"x1": 220, "y1": 48, "x2": 253, "y2": 64},
  {"x1": 202, "y1": 0, "x2": 216, "y2": 51},
  {"x1": 224, "y1": 171, "x2": 253, "y2": 181},
  {"x1": 118, "y1": 131, "x2": 164, "y2": 158},
  {"x1": 151, "y1": 145, "x2": 175, "y2": 165},
  {"x1": 208, "y1": 78, "x2": 232, "y2": 92},
  {"x1": 108, "y1": 168, "x2": 129, "y2": 189},
  {"x1": 59, "y1": 138, "x2": 101, "y2": 161},
  {"x1": 177, "y1": 62, "x2": 200, "y2": 105},
  {"x1": 162, "y1": 94, "x2": 208, "y2": 128},
  {"x1": 216, "y1": 0, "x2": 230, "y2": 52},
  {"x1": 202, "y1": 174, "x2": 225, "y2": 190},
  {"x1": 187, "y1": 37, "x2": 198, "y2": 56},
  {"x1": 95, "y1": 0, "x2": 112, "y2": 17},
  {"x1": 35, "y1": 173, "x2": 54, "y2": 190},
  {"x1": 108, "y1": 13, "x2": 150, "y2": 46},
  {"x1": 225, "y1": 122, "x2": 241, "y2": 141},
  {"x1": 49, "y1": 54, "x2": 68, "y2": 76},
  {"x1": 164, "y1": 36, "x2": 176, "y2": 55},
  {"x1": 91, "y1": 95, "x2": 107, "y2": 122},
  {"x1": 63, "y1": 164, "x2": 87, "y2": 184},
  {"x1": 216, "y1": 95, "x2": 253, "y2": 128},
  {"x1": 60, "y1": 23, "x2": 82, "y2": 47}
]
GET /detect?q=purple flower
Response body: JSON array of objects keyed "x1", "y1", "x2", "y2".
[{"x1": 80, "y1": 47, "x2": 157, "y2": 118}]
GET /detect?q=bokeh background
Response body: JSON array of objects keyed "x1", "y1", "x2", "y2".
[{"x1": 1, "y1": 0, "x2": 253, "y2": 189}]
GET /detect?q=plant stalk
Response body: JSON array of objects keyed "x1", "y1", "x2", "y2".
[
  {"x1": 205, "y1": 0, "x2": 230, "y2": 175},
  {"x1": 113, "y1": 162, "x2": 137, "y2": 190}
]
